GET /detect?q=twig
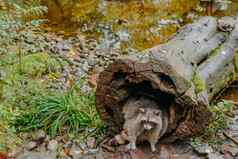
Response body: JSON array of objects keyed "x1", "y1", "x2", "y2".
[{"x1": 223, "y1": 131, "x2": 238, "y2": 145}]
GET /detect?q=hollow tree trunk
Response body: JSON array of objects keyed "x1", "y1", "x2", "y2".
[{"x1": 96, "y1": 16, "x2": 238, "y2": 140}]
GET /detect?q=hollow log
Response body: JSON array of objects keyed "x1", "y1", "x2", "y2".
[{"x1": 96, "y1": 16, "x2": 238, "y2": 141}]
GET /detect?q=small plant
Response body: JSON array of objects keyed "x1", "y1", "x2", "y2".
[
  {"x1": 0, "y1": 0, "x2": 47, "y2": 31},
  {"x1": 192, "y1": 100, "x2": 234, "y2": 147},
  {"x1": 0, "y1": 104, "x2": 21, "y2": 152},
  {"x1": 14, "y1": 81, "x2": 105, "y2": 138}
]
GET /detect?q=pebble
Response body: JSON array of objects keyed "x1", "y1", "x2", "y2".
[
  {"x1": 86, "y1": 137, "x2": 96, "y2": 149},
  {"x1": 35, "y1": 130, "x2": 46, "y2": 140},
  {"x1": 69, "y1": 144, "x2": 83, "y2": 159},
  {"x1": 193, "y1": 143, "x2": 214, "y2": 154},
  {"x1": 16, "y1": 151, "x2": 55, "y2": 159},
  {"x1": 47, "y1": 140, "x2": 58, "y2": 152},
  {"x1": 8, "y1": 147, "x2": 23, "y2": 158},
  {"x1": 207, "y1": 152, "x2": 224, "y2": 159}
]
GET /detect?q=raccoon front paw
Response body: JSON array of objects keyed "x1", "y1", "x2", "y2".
[{"x1": 127, "y1": 142, "x2": 137, "y2": 150}]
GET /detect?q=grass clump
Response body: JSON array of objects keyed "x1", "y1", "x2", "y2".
[
  {"x1": 14, "y1": 82, "x2": 105, "y2": 138},
  {"x1": 17, "y1": 53, "x2": 62, "y2": 77},
  {"x1": 235, "y1": 53, "x2": 238, "y2": 72},
  {"x1": 0, "y1": 105, "x2": 21, "y2": 152}
]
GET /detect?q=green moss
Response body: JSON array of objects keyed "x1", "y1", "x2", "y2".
[
  {"x1": 16, "y1": 53, "x2": 62, "y2": 77},
  {"x1": 235, "y1": 53, "x2": 238, "y2": 72},
  {"x1": 192, "y1": 73, "x2": 206, "y2": 94}
]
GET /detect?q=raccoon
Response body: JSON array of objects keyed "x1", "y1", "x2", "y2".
[{"x1": 115, "y1": 97, "x2": 168, "y2": 152}]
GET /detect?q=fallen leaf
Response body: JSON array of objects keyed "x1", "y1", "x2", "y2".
[{"x1": 0, "y1": 153, "x2": 6, "y2": 159}]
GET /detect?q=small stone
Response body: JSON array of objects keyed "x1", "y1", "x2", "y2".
[
  {"x1": 82, "y1": 62, "x2": 89, "y2": 72},
  {"x1": 75, "y1": 67, "x2": 86, "y2": 78},
  {"x1": 80, "y1": 84, "x2": 92, "y2": 94},
  {"x1": 79, "y1": 142, "x2": 87, "y2": 150},
  {"x1": 64, "y1": 140, "x2": 73, "y2": 149},
  {"x1": 8, "y1": 147, "x2": 23, "y2": 158},
  {"x1": 16, "y1": 151, "x2": 53, "y2": 159},
  {"x1": 193, "y1": 143, "x2": 213, "y2": 154},
  {"x1": 86, "y1": 137, "x2": 96, "y2": 149},
  {"x1": 69, "y1": 144, "x2": 83, "y2": 159},
  {"x1": 207, "y1": 152, "x2": 224, "y2": 159},
  {"x1": 47, "y1": 140, "x2": 58, "y2": 152},
  {"x1": 35, "y1": 130, "x2": 46, "y2": 140},
  {"x1": 87, "y1": 55, "x2": 98, "y2": 66},
  {"x1": 218, "y1": 16, "x2": 236, "y2": 32}
]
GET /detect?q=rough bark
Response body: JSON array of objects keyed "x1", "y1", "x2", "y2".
[{"x1": 96, "y1": 16, "x2": 238, "y2": 140}]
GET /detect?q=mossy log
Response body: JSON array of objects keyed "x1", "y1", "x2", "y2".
[{"x1": 96, "y1": 16, "x2": 238, "y2": 141}]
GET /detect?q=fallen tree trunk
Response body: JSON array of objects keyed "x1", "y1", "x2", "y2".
[{"x1": 96, "y1": 16, "x2": 238, "y2": 141}]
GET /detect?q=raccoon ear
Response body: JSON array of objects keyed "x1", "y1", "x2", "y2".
[{"x1": 139, "y1": 108, "x2": 145, "y2": 113}]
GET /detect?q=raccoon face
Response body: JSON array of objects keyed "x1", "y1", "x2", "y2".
[{"x1": 138, "y1": 107, "x2": 162, "y2": 130}]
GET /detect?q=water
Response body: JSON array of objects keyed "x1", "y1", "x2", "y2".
[{"x1": 42, "y1": 1, "x2": 238, "y2": 51}]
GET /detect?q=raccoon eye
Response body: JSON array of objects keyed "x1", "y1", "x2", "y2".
[{"x1": 154, "y1": 111, "x2": 161, "y2": 116}]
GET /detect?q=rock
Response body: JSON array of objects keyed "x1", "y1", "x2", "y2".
[
  {"x1": 80, "y1": 84, "x2": 92, "y2": 94},
  {"x1": 69, "y1": 144, "x2": 83, "y2": 159},
  {"x1": 87, "y1": 54, "x2": 98, "y2": 66},
  {"x1": 36, "y1": 130, "x2": 46, "y2": 140},
  {"x1": 25, "y1": 141, "x2": 37, "y2": 150},
  {"x1": 213, "y1": 0, "x2": 231, "y2": 11},
  {"x1": 82, "y1": 62, "x2": 89, "y2": 72},
  {"x1": 86, "y1": 137, "x2": 96, "y2": 149},
  {"x1": 63, "y1": 140, "x2": 73, "y2": 149},
  {"x1": 36, "y1": 143, "x2": 47, "y2": 153},
  {"x1": 222, "y1": 143, "x2": 238, "y2": 157},
  {"x1": 218, "y1": 16, "x2": 237, "y2": 32},
  {"x1": 193, "y1": 143, "x2": 213, "y2": 154},
  {"x1": 16, "y1": 152, "x2": 55, "y2": 159},
  {"x1": 47, "y1": 140, "x2": 58, "y2": 152},
  {"x1": 8, "y1": 147, "x2": 23, "y2": 158},
  {"x1": 79, "y1": 142, "x2": 87, "y2": 150},
  {"x1": 74, "y1": 67, "x2": 87, "y2": 78},
  {"x1": 207, "y1": 153, "x2": 223, "y2": 159}
]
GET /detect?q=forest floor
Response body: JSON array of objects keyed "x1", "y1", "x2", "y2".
[
  {"x1": 1, "y1": 20, "x2": 237, "y2": 159},
  {"x1": 1, "y1": 1, "x2": 238, "y2": 159}
]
